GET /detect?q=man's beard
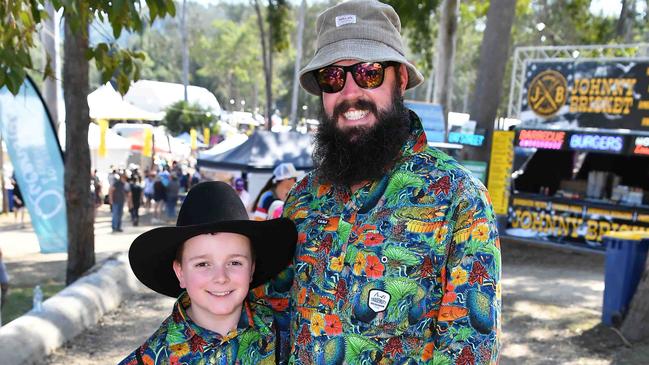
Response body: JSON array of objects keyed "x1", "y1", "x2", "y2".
[{"x1": 313, "y1": 87, "x2": 412, "y2": 187}]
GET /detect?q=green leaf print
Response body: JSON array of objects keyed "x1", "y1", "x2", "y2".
[
  {"x1": 465, "y1": 239, "x2": 482, "y2": 255},
  {"x1": 344, "y1": 334, "x2": 381, "y2": 365},
  {"x1": 455, "y1": 326, "x2": 474, "y2": 341},
  {"x1": 431, "y1": 353, "x2": 453, "y2": 365},
  {"x1": 338, "y1": 220, "x2": 352, "y2": 244},
  {"x1": 237, "y1": 330, "x2": 262, "y2": 361},
  {"x1": 385, "y1": 171, "x2": 425, "y2": 205},
  {"x1": 384, "y1": 277, "x2": 418, "y2": 307},
  {"x1": 165, "y1": 321, "x2": 186, "y2": 345},
  {"x1": 344, "y1": 245, "x2": 359, "y2": 266},
  {"x1": 383, "y1": 246, "x2": 421, "y2": 267}
]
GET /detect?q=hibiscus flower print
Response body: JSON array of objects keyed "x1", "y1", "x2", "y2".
[
  {"x1": 364, "y1": 232, "x2": 385, "y2": 246},
  {"x1": 169, "y1": 343, "x2": 190, "y2": 358},
  {"x1": 451, "y1": 267, "x2": 468, "y2": 286},
  {"x1": 329, "y1": 254, "x2": 345, "y2": 272},
  {"x1": 324, "y1": 314, "x2": 343, "y2": 336},
  {"x1": 310, "y1": 313, "x2": 325, "y2": 336},
  {"x1": 364, "y1": 254, "x2": 385, "y2": 279},
  {"x1": 353, "y1": 252, "x2": 366, "y2": 276},
  {"x1": 472, "y1": 223, "x2": 490, "y2": 242}
]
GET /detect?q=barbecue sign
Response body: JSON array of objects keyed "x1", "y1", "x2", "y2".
[{"x1": 519, "y1": 61, "x2": 649, "y2": 130}]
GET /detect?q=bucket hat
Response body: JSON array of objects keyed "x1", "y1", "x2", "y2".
[
  {"x1": 299, "y1": 0, "x2": 424, "y2": 95},
  {"x1": 129, "y1": 181, "x2": 297, "y2": 298}
]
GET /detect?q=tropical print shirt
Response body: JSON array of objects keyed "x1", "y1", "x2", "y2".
[
  {"x1": 119, "y1": 292, "x2": 278, "y2": 365},
  {"x1": 253, "y1": 112, "x2": 501, "y2": 364}
]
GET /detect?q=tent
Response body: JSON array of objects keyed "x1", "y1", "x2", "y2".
[
  {"x1": 123, "y1": 80, "x2": 221, "y2": 116},
  {"x1": 87, "y1": 83, "x2": 163, "y2": 121},
  {"x1": 197, "y1": 131, "x2": 314, "y2": 172}
]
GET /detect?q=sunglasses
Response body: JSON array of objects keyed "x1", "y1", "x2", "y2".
[{"x1": 314, "y1": 61, "x2": 398, "y2": 93}]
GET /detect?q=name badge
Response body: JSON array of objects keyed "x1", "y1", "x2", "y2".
[{"x1": 368, "y1": 289, "x2": 391, "y2": 313}]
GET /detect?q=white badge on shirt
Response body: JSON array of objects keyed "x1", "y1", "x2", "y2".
[{"x1": 368, "y1": 289, "x2": 391, "y2": 313}]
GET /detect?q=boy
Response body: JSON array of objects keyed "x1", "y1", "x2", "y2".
[{"x1": 120, "y1": 181, "x2": 297, "y2": 365}]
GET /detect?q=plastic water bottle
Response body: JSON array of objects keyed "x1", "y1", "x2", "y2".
[{"x1": 33, "y1": 285, "x2": 43, "y2": 312}]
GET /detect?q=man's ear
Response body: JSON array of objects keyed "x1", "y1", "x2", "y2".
[
  {"x1": 249, "y1": 262, "x2": 256, "y2": 283},
  {"x1": 399, "y1": 63, "x2": 408, "y2": 94},
  {"x1": 173, "y1": 260, "x2": 186, "y2": 289}
]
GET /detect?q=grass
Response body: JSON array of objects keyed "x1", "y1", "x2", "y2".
[{"x1": 1, "y1": 283, "x2": 64, "y2": 325}]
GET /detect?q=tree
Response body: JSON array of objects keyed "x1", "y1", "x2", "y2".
[
  {"x1": 465, "y1": 0, "x2": 516, "y2": 164},
  {"x1": 253, "y1": 0, "x2": 292, "y2": 130},
  {"x1": 1, "y1": 0, "x2": 175, "y2": 285},
  {"x1": 162, "y1": 100, "x2": 216, "y2": 135},
  {"x1": 432, "y1": 0, "x2": 459, "y2": 130}
]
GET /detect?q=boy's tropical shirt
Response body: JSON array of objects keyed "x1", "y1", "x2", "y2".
[
  {"x1": 253, "y1": 113, "x2": 501, "y2": 364},
  {"x1": 119, "y1": 292, "x2": 277, "y2": 365}
]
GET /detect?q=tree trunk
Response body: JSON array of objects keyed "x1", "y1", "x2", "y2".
[
  {"x1": 432, "y1": 0, "x2": 459, "y2": 135},
  {"x1": 621, "y1": 255, "x2": 649, "y2": 342},
  {"x1": 289, "y1": 0, "x2": 306, "y2": 127},
  {"x1": 466, "y1": 0, "x2": 516, "y2": 170},
  {"x1": 615, "y1": 0, "x2": 635, "y2": 42},
  {"x1": 63, "y1": 19, "x2": 95, "y2": 285},
  {"x1": 253, "y1": 0, "x2": 273, "y2": 130}
]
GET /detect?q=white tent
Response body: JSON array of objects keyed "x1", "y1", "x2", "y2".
[
  {"x1": 87, "y1": 83, "x2": 163, "y2": 121},
  {"x1": 123, "y1": 80, "x2": 221, "y2": 116},
  {"x1": 58, "y1": 122, "x2": 132, "y2": 175},
  {"x1": 111, "y1": 123, "x2": 191, "y2": 159}
]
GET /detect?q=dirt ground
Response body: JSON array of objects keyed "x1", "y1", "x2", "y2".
[{"x1": 32, "y1": 238, "x2": 649, "y2": 365}]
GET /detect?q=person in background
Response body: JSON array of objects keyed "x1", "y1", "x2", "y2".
[
  {"x1": 90, "y1": 169, "x2": 103, "y2": 217},
  {"x1": 251, "y1": 162, "x2": 299, "y2": 220},
  {"x1": 233, "y1": 177, "x2": 250, "y2": 209},
  {"x1": 153, "y1": 175, "x2": 167, "y2": 223},
  {"x1": 165, "y1": 174, "x2": 180, "y2": 221},
  {"x1": 128, "y1": 175, "x2": 143, "y2": 226},
  {"x1": 253, "y1": 1, "x2": 501, "y2": 363},
  {"x1": 11, "y1": 176, "x2": 25, "y2": 228},
  {"x1": 0, "y1": 247, "x2": 9, "y2": 310},
  {"x1": 190, "y1": 167, "x2": 202, "y2": 189},
  {"x1": 109, "y1": 173, "x2": 131, "y2": 233},
  {"x1": 143, "y1": 171, "x2": 155, "y2": 214}
]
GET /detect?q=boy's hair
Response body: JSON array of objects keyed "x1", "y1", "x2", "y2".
[{"x1": 174, "y1": 233, "x2": 256, "y2": 264}]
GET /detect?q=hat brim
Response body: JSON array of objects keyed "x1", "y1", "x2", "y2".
[
  {"x1": 299, "y1": 39, "x2": 424, "y2": 96},
  {"x1": 129, "y1": 218, "x2": 297, "y2": 297}
]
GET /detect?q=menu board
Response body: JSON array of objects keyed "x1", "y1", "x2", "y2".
[{"x1": 487, "y1": 131, "x2": 515, "y2": 215}]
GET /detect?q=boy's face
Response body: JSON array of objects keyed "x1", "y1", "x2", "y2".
[{"x1": 173, "y1": 232, "x2": 255, "y2": 331}]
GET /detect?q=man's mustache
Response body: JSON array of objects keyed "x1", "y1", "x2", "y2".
[{"x1": 332, "y1": 99, "x2": 379, "y2": 121}]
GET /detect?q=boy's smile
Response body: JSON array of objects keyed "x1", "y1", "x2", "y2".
[{"x1": 173, "y1": 232, "x2": 255, "y2": 335}]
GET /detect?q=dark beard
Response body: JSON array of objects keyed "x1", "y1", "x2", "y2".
[{"x1": 313, "y1": 87, "x2": 412, "y2": 187}]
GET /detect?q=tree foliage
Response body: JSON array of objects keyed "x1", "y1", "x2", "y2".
[{"x1": 162, "y1": 100, "x2": 216, "y2": 135}]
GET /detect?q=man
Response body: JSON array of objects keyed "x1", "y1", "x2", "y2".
[
  {"x1": 255, "y1": 1, "x2": 501, "y2": 364},
  {"x1": 109, "y1": 172, "x2": 131, "y2": 233}
]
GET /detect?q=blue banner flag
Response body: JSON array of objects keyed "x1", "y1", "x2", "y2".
[{"x1": 0, "y1": 77, "x2": 68, "y2": 253}]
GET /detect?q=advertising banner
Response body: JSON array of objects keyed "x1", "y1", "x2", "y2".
[
  {"x1": 488, "y1": 131, "x2": 515, "y2": 215},
  {"x1": 519, "y1": 60, "x2": 649, "y2": 130},
  {"x1": 404, "y1": 101, "x2": 445, "y2": 143},
  {"x1": 506, "y1": 196, "x2": 649, "y2": 249},
  {"x1": 0, "y1": 77, "x2": 68, "y2": 253}
]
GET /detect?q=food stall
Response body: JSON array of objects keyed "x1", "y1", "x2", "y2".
[{"x1": 503, "y1": 59, "x2": 649, "y2": 250}]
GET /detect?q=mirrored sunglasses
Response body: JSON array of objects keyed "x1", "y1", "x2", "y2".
[{"x1": 314, "y1": 62, "x2": 398, "y2": 93}]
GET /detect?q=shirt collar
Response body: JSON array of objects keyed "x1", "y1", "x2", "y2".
[{"x1": 166, "y1": 291, "x2": 263, "y2": 347}]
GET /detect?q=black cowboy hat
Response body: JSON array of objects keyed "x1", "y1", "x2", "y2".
[{"x1": 129, "y1": 181, "x2": 297, "y2": 298}]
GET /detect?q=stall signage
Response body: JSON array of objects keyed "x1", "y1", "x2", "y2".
[
  {"x1": 448, "y1": 132, "x2": 485, "y2": 146},
  {"x1": 516, "y1": 129, "x2": 566, "y2": 149},
  {"x1": 568, "y1": 133, "x2": 625, "y2": 153},
  {"x1": 488, "y1": 131, "x2": 515, "y2": 215},
  {"x1": 519, "y1": 61, "x2": 649, "y2": 130},
  {"x1": 506, "y1": 197, "x2": 649, "y2": 249},
  {"x1": 633, "y1": 136, "x2": 649, "y2": 155}
]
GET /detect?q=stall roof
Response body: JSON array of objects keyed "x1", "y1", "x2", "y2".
[
  {"x1": 123, "y1": 80, "x2": 221, "y2": 116},
  {"x1": 197, "y1": 131, "x2": 314, "y2": 172},
  {"x1": 87, "y1": 83, "x2": 163, "y2": 121}
]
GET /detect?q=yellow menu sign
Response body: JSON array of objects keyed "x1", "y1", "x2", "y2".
[{"x1": 488, "y1": 131, "x2": 515, "y2": 215}]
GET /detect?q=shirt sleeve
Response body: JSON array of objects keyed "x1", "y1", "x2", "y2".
[{"x1": 434, "y1": 178, "x2": 501, "y2": 364}]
